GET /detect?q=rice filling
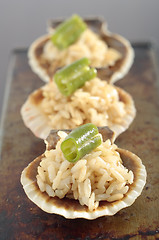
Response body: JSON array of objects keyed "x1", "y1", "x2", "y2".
[
  {"x1": 42, "y1": 29, "x2": 121, "y2": 68},
  {"x1": 36, "y1": 131, "x2": 134, "y2": 211},
  {"x1": 40, "y1": 77, "x2": 127, "y2": 129}
]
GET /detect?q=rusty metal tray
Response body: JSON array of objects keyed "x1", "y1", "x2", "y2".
[{"x1": 0, "y1": 43, "x2": 159, "y2": 240}]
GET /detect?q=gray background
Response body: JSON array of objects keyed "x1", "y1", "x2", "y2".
[{"x1": 0, "y1": 0, "x2": 159, "y2": 119}]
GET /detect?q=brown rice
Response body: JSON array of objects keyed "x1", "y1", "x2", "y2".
[
  {"x1": 40, "y1": 77, "x2": 127, "y2": 129},
  {"x1": 42, "y1": 29, "x2": 121, "y2": 68},
  {"x1": 36, "y1": 131, "x2": 134, "y2": 211}
]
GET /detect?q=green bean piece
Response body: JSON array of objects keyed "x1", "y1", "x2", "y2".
[
  {"x1": 51, "y1": 14, "x2": 87, "y2": 49},
  {"x1": 61, "y1": 123, "x2": 102, "y2": 162},
  {"x1": 54, "y1": 58, "x2": 97, "y2": 96}
]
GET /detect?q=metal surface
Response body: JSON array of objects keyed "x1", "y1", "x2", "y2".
[{"x1": 0, "y1": 44, "x2": 159, "y2": 239}]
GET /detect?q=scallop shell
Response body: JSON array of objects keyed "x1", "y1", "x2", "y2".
[
  {"x1": 20, "y1": 129, "x2": 146, "y2": 220},
  {"x1": 21, "y1": 84, "x2": 136, "y2": 140},
  {"x1": 28, "y1": 17, "x2": 134, "y2": 83}
]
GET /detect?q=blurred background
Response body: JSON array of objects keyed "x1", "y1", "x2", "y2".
[{"x1": 0, "y1": 0, "x2": 159, "y2": 119}]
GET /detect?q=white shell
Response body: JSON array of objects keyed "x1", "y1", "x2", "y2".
[
  {"x1": 21, "y1": 85, "x2": 136, "y2": 140},
  {"x1": 20, "y1": 148, "x2": 146, "y2": 219},
  {"x1": 28, "y1": 21, "x2": 134, "y2": 84},
  {"x1": 28, "y1": 35, "x2": 51, "y2": 83}
]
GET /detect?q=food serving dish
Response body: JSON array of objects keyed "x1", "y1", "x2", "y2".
[
  {"x1": 0, "y1": 43, "x2": 159, "y2": 239},
  {"x1": 28, "y1": 17, "x2": 134, "y2": 84}
]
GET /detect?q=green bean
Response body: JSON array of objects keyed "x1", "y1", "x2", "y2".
[
  {"x1": 54, "y1": 58, "x2": 97, "y2": 96},
  {"x1": 51, "y1": 14, "x2": 87, "y2": 49},
  {"x1": 61, "y1": 123, "x2": 102, "y2": 162}
]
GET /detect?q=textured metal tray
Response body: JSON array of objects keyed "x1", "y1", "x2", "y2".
[{"x1": 0, "y1": 43, "x2": 159, "y2": 240}]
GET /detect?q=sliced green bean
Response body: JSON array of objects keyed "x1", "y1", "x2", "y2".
[
  {"x1": 54, "y1": 58, "x2": 97, "y2": 96},
  {"x1": 61, "y1": 123, "x2": 102, "y2": 162},
  {"x1": 51, "y1": 14, "x2": 87, "y2": 49}
]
